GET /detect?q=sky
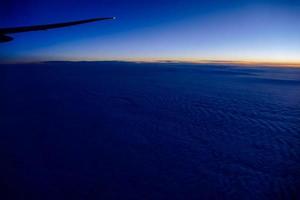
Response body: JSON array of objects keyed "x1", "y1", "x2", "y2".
[{"x1": 0, "y1": 0, "x2": 300, "y2": 64}]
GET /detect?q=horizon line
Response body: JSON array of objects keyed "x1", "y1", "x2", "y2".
[{"x1": 2, "y1": 59, "x2": 300, "y2": 68}]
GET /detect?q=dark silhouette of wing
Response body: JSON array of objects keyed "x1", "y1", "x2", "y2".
[{"x1": 0, "y1": 17, "x2": 115, "y2": 34}]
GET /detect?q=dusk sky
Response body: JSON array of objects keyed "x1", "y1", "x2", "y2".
[{"x1": 1, "y1": 0, "x2": 300, "y2": 64}]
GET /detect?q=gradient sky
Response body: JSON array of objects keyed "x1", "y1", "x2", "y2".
[{"x1": 1, "y1": 0, "x2": 300, "y2": 64}]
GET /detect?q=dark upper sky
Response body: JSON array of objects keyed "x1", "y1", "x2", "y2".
[{"x1": 1, "y1": 0, "x2": 299, "y2": 63}]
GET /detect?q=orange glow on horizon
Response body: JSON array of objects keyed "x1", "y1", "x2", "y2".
[{"x1": 98, "y1": 58, "x2": 300, "y2": 68}]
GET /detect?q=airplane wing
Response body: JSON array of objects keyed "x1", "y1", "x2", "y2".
[{"x1": 0, "y1": 17, "x2": 115, "y2": 34}]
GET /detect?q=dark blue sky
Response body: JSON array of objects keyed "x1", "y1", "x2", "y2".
[{"x1": 1, "y1": 0, "x2": 299, "y2": 63}]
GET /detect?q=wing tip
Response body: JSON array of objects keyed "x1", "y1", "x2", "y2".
[{"x1": 95, "y1": 17, "x2": 116, "y2": 20}]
